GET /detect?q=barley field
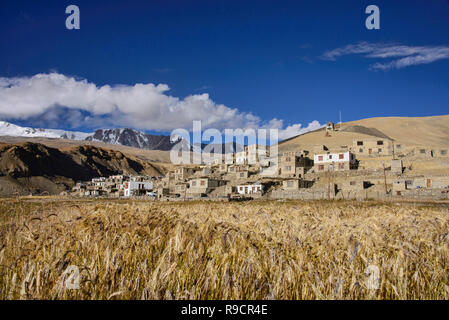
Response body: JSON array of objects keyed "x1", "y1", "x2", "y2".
[{"x1": 0, "y1": 198, "x2": 448, "y2": 300}]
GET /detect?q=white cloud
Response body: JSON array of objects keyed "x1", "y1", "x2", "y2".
[
  {"x1": 321, "y1": 42, "x2": 449, "y2": 70},
  {"x1": 0, "y1": 72, "x2": 320, "y2": 140}
]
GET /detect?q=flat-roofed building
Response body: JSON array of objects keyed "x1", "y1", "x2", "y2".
[
  {"x1": 352, "y1": 139, "x2": 393, "y2": 156},
  {"x1": 187, "y1": 178, "x2": 227, "y2": 195},
  {"x1": 217, "y1": 164, "x2": 229, "y2": 173},
  {"x1": 124, "y1": 181, "x2": 153, "y2": 197},
  {"x1": 313, "y1": 151, "x2": 357, "y2": 172},
  {"x1": 174, "y1": 167, "x2": 195, "y2": 181},
  {"x1": 236, "y1": 183, "x2": 264, "y2": 195},
  {"x1": 279, "y1": 152, "x2": 313, "y2": 178}
]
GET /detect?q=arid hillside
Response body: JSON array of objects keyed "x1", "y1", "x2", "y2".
[
  {"x1": 0, "y1": 142, "x2": 166, "y2": 196},
  {"x1": 280, "y1": 114, "x2": 449, "y2": 152},
  {"x1": 0, "y1": 136, "x2": 172, "y2": 163}
]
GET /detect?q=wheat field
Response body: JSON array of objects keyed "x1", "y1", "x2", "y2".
[{"x1": 0, "y1": 198, "x2": 448, "y2": 300}]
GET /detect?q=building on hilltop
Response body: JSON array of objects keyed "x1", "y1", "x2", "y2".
[
  {"x1": 325, "y1": 122, "x2": 335, "y2": 132},
  {"x1": 352, "y1": 139, "x2": 393, "y2": 156},
  {"x1": 411, "y1": 147, "x2": 449, "y2": 158}
]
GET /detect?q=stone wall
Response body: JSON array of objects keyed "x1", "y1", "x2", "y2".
[{"x1": 266, "y1": 188, "x2": 449, "y2": 201}]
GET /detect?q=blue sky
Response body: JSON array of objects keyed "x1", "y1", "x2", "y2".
[{"x1": 0, "y1": 0, "x2": 448, "y2": 138}]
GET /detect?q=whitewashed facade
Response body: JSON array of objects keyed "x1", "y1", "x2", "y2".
[
  {"x1": 313, "y1": 151, "x2": 356, "y2": 172},
  {"x1": 236, "y1": 183, "x2": 264, "y2": 195},
  {"x1": 124, "y1": 181, "x2": 153, "y2": 197}
]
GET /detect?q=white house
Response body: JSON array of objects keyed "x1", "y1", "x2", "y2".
[
  {"x1": 224, "y1": 152, "x2": 235, "y2": 164},
  {"x1": 235, "y1": 151, "x2": 247, "y2": 165},
  {"x1": 92, "y1": 177, "x2": 106, "y2": 187},
  {"x1": 124, "y1": 181, "x2": 153, "y2": 197},
  {"x1": 313, "y1": 151, "x2": 356, "y2": 172},
  {"x1": 236, "y1": 183, "x2": 264, "y2": 195},
  {"x1": 234, "y1": 144, "x2": 269, "y2": 165}
]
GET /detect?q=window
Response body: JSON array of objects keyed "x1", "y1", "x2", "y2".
[
  {"x1": 377, "y1": 140, "x2": 384, "y2": 146},
  {"x1": 192, "y1": 181, "x2": 197, "y2": 187},
  {"x1": 396, "y1": 144, "x2": 402, "y2": 149},
  {"x1": 318, "y1": 156, "x2": 323, "y2": 161},
  {"x1": 441, "y1": 150, "x2": 448, "y2": 155},
  {"x1": 329, "y1": 155, "x2": 333, "y2": 159},
  {"x1": 420, "y1": 149, "x2": 426, "y2": 154},
  {"x1": 318, "y1": 165, "x2": 324, "y2": 171},
  {"x1": 350, "y1": 181, "x2": 356, "y2": 186},
  {"x1": 285, "y1": 166, "x2": 292, "y2": 172},
  {"x1": 359, "y1": 148, "x2": 363, "y2": 153},
  {"x1": 357, "y1": 141, "x2": 363, "y2": 146},
  {"x1": 339, "y1": 163, "x2": 345, "y2": 169},
  {"x1": 378, "y1": 148, "x2": 382, "y2": 153},
  {"x1": 339, "y1": 154, "x2": 344, "y2": 159},
  {"x1": 200, "y1": 180, "x2": 205, "y2": 186},
  {"x1": 240, "y1": 173, "x2": 244, "y2": 177},
  {"x1": 287, "y1": 181, "x2": 294, "y2": 188},
  {"x1": 285, "y1": 157, "x2": 291, "y2": 162}
]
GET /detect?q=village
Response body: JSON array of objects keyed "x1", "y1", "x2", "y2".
[{"x1": 71, "y1": 122, "x2": 449, "y2": 201}]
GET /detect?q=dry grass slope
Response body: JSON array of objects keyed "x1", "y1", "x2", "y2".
[
  {"x1": 280, "y1": 114, "x2": 449, "y2": 152},
  {"x1": 0, "y1": 199, "x2": 448, "y2": 300}
]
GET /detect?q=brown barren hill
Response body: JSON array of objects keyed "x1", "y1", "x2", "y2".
[
  {"x1": 279, "y1": 114, "x2": 449, "y2": 152},
  {"x1": 344, "y1": 115, "x2": 449, "y2": 147},
  {"x1": 0, "y1": 142, "x2": 166, "y2": 196},
  {"x1": 0, "y1": 136, "x2": 172, "y2": 163}
]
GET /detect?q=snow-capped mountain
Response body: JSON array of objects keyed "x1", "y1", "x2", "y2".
[
  {"x1": 0, "y1": 121, "x2": 224, "y2": 152},
  {"x1": 0, "y1": 121, "x2": 91, "y2": 140},
  {"x1": 85, "y1": 128, "x2": 179, "y2": 151},
  {"x1": 0, "y1": 121, "x2": 183, "y2": 151}
]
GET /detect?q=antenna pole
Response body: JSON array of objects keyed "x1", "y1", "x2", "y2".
[{"x1": 339, "y1": 110, "x2": 342, "y2": 130}]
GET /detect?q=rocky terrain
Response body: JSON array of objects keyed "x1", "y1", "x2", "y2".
[
  {"x1": 0, "y1": 121, "x2": 177, "y2": 151},
  {"x1": 86, "y1": 128, "x2": 178, "y2": 151},
  {"x1": 0, "y1": 142, "x2": 165, "y2": 196}
]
